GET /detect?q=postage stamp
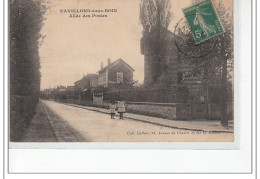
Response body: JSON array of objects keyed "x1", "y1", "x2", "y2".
[{"x1": 183, "y1": 0, "x2": 225, "y2": 44}]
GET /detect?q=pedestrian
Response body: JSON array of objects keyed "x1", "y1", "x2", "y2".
[
  {"x1": 109, "y1": 100, "x2": 116, "y2": 119},
  {"x1": 117, "y1": 100, "x2": 126, "y2": 119}
]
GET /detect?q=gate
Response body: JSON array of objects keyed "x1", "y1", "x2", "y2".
[{"x1": 93, "y1": 91, "x2": 103, "y2": 105}]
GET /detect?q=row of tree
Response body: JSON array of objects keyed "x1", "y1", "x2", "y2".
[{"x1": 10, "y1": 0, "x2": 46, "y2": 141}]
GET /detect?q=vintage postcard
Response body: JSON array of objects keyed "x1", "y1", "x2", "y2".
[{"x1": 9, "y1": 0, "x2": 234, "y2": 143}]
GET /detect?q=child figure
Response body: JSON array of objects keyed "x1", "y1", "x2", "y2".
[
  {"x1": 109, "y1": 101, "x2": 116, "y2": 119},
  {"x1": 117, "y1": 100, "x2": 126, "y2": 120}
]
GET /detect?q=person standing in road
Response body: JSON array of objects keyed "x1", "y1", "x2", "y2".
[
  {"x1": 109, "y1": 100, "x2": 116, "y2": 119},
  {"x1": 117, "y1": 100, "x2": 126, "y2": 119}
]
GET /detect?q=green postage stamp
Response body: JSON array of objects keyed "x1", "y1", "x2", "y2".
[{"x1": 183, "y1": 0, "x2": 224, "y2": 44}]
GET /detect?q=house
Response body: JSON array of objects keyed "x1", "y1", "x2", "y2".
[
  {"x1": 74, "y1": 74, "x2": 98, "y2": 100},
  {"x1": 64, "y1": 86, "x2": 76, "y2": 99},
  {"x1": 74, "y1": 74, "x2": 98, "y2": 93},
  {"x1": 97, "y1": 58, "x2": 135, "y2": 88}
]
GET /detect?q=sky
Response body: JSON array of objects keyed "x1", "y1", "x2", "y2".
[{"x1": 39, "y1": 0, "x2": 232, "y2": 89}]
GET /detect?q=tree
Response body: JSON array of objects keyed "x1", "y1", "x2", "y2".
[
  {"x1": 10, "y1": 0, "x2": 46, "y2": 96},
  {"x1": 214, "y1": 1, "x2": 233, "y2": 127},
  {"x1": 10, "y1": 0, "x2": 47, "y2": 141},
  {"x1": 175, "y1": 0, "x2": 233, "y2": 127},
  {"x1": 140, "y1": 0, "x2": 173, "y2": 82},
  {"x1": 140, "y1": 0, "x2": 172, "y2": 35}
]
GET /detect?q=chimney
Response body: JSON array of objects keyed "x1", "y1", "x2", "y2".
[
  {"x1": 108, "y1": 58, "x2": 111, "y2": 65},
  {"x1": 100, "y1": 62, "x2": 103, "y2": 70}
]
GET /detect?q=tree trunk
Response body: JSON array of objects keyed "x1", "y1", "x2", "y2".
[
  {"x1": 221, "y1": 59, "x2": 228, "y2": 127},
  {"x1": 204, "y1": 67, "x2": 210, "y2": 120}
]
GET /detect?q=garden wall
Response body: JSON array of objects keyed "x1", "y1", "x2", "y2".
[{"x1": 59, "y1": 100, "x2": 233, "y2": 121}]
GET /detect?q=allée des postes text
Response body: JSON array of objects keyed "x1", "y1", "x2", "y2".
[{"x1": 60, "y1": 8, "x2": 117, "y2": 18}]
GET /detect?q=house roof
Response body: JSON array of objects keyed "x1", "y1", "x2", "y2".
[
  {"x1": 74, "y1": 74, "x2": 98, "y2": 84},
  {"x1": 97, "y1": 59, "x2": 135, "y2": 73},
  {"x1": 85, "y1": 74, "x2": 98, "y2": 79}
]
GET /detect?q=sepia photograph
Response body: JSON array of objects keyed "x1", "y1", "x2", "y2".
[{"x1": 10, "y1": 0, "x2": 234, "y2": 143}]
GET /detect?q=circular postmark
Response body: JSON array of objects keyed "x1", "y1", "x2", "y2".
[{"x1": 174, "y1": 17, "x2": 217, "y2": 58}]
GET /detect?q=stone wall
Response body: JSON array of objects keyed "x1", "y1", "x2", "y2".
[
  {"x1": 126, "y1": 102, "x2": 177, "y2": 120},
  {"x1": 60, "y1": 99, "x2": 233, "y2": 121}
]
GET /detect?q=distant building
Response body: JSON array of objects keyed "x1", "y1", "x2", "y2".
[
  {"x1": 74, "y1": 74, "x2": 98, "y2": 92},
  {"x1": 97, "y1": 58, "x2": 135, "y2": 88},
  {"x1": 66, "y1": 85, "x2": 75, "y2": 91},
  {"x1": 65, "y1": 86, "x2": 76, "y2": 99},
  {"x1": 56, "y1": 85, "x2": 66, "y2": 92}
]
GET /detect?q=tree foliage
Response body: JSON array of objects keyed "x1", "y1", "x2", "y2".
[
  {"x1": 140, "y1": 0, "x2": 173, "y2": 82},
  {"x1": 140, "y1": 0, "x2": 172, "y2": 36},
  {"x1": 10, "y1": 0, "x2": 46, "y2": 96},
  {"x1": 176, "y1": 0, "x2": 233, "y2": 83},
  {"x1": 176, "y1": 0, "x2": 233, "y2": 126},
  {"x1": 10, "y1": 0, "x2": 46, "y2": 141}
]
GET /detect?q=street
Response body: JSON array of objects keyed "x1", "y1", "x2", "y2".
[{"x1": 38, "y1": 100, "x2": 233, "y2": 142}]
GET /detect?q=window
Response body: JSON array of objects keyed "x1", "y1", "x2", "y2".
[
  {"x1": 117, "y1": 72, "x2": 123, "y2": 83},
  {"x1": 99, "y1": 73, "x2": 106, "y2": 83}
]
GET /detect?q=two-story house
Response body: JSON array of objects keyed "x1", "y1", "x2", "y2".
[{"x1": 97, "y1": 58, "x2": 135, "y2": 88}]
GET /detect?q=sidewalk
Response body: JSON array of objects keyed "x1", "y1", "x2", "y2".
[
  {"x1": 22, "y1": 101, "x2": 86, "y2": 142},
  {"x1": 22, "y1": 101, "x2": 58, "y2": 142},
  {"x1": 62, "y1": 102, "x2": 234, "y2": 133}
]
